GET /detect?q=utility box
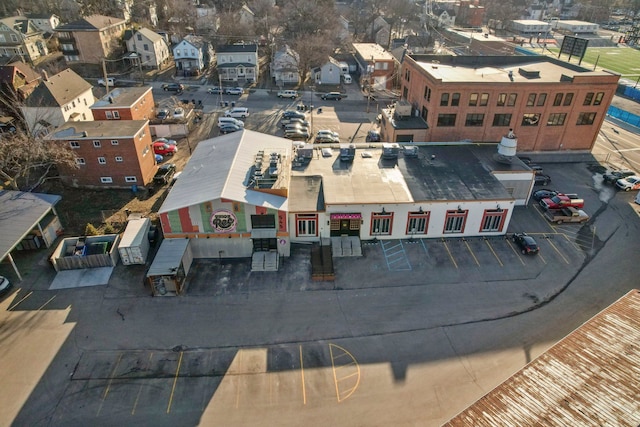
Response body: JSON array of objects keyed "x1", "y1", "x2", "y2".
[{"x1": 118, "y1": 217, "x2": 151, "y2": 265}]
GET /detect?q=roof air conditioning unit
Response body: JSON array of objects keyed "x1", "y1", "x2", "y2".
[{"x1": 395, "y1": 100, "x2": 412, "y2": 117}]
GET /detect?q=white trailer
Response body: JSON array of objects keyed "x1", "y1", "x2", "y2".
[{"x1": 118, "y1": 217, "x2": 151, "y2": 265}]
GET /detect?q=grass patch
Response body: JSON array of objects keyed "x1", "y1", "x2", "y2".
[{"x1": 547, "y1": 46, "x2": 640, "y2": 77}]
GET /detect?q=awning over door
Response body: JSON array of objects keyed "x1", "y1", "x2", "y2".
[{"x1": 330, "y1": 213, "x2": 362, "y2": 220}]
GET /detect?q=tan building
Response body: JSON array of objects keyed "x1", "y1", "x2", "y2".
[
  {"x1": 55, "y1": 15, "x2": 126, "y2": 64},
  {"x1": 0, "y1": 16, "x2": 49, "y2": 63},
  {"x1": 385, "y1": 54, "x2": 619, "y2": 151}
]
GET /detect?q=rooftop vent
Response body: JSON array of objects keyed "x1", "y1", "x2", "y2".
[
  {"x1": 494, "y1": 129, "x2": 518, "y2": 164},
  {"x1": 518, "y1": 68, "x2": 540, "y2": 79}
]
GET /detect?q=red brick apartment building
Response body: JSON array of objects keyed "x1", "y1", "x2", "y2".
[
  {"x1": 384, "y1": 55, "x2": 619, "y2": 151},
  {"x1": 90, "y1": 86, "x2": 155, "y2": 121},
  {"x1": 46, "y1": 120, "x2": 156, "y2": 188}
]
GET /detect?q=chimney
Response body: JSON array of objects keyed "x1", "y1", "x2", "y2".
[{"x1": 41, "y1": 70, "x2": 49, "y2": 81}]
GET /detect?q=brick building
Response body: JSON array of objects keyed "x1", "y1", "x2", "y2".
[
  {"x1": 46, "y1": 120, "x2": 156, "y2": 188},
  {"x1": 90, "y1": 86, "x2": 155, "y2": 121},
  {"x1": 55, "y1": 15, "x2": 126, "y2": 64},
  {"x1": 384, "y1": 55, "x2": 619, "y2": 151},
  {"x1": 352, "y1": 43, "x2": 396, "y2": 91}
]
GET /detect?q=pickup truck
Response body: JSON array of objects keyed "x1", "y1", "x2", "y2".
[
  {"x1": 539, "y1": 193, "x2": 584, "y2": 210},
  {"x1": 544, "y1": 207, "x2": 589, "y2": 224},
  {"x1": 153, "y1": 163, "x2": 176, "y2": 185}
]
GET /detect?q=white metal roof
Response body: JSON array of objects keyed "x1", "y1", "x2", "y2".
[
  {"x1": 443, "y1": 289, "x2": 640, "y2": 426},
  {"x1": 158, "y1": 130, "x2": 291, "y2": 214},
  {"x1": 146, "y1": 238, "x2": 190, "y2": 277}
]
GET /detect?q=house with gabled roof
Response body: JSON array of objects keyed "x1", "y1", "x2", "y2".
[
  {"x1": 312, "y1": 56, "x2": 343, "y2": 85},
  {"x1": 21, "y1": 68, "x2": 94, "y2": 135},
  {"x1": 0, "y1": 61, "x2": 42, "y2": 101},
  {"x1": 126, "y1": 27, "x2": 171, "y2": 70},
  {"x1": 270, "y1": 45, "x2": 300, "y2": 85},
  {"x1": 25, "y1": 13, "x2": 60, "y2": 35},
  {"x1": 0, "y1": 16, "x2": 49, "y2": 63},
  {"x1": 55, "y1": 15, "x2": 126, "y2": 63},
  {"x1": 216, "y1": 43, "x2": 258, "y2": 83},
  {"x1": 173, "y1": 35, "x2": 212, "y2": 76}
]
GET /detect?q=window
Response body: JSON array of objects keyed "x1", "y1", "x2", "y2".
[
  {"x1": 404, "y1": 69, "x2": 410, "y2": 81},
  {"x1": 100, "y1": 177, "x2": 113, "y2": 183},
  {"x1": 522, "y1": 113, "x2": 540, "y2": 126},
  {"x1": 547, "y1": 113, "x2": 566, "y2": 126},
  {"x1": 563, "y1": 93, "x2": 573, "y2": 106},
  {"x1": 421, "y1": 106, "x2": 428, "y2": 121},
  {"x1": 406, "y1": 212, "x2": 429, "y2": 235},
  {"x1": 143, "y1": 44, "x2": 149, "y2": 51},
  {"x1": 296, "y1": 214, "x2": 318, "y2": 237},
  {"x1": 577, "y1": 112, "x2": 596, "y2": 125},
  {"x1": 594, "y1": 92, "x2": 604, "y2": 105},
  {"x1": 479, "y1": 93, "x2": 489, "y2": 106},
  {"x1": 583, "y1": 92, "x2": 594, "y2": 106},
  {"x1": 93, "y1": 140, "x2": 101, "y2": 148},
  {"x1": 176, "y1": 49, "x2": 180, "y2": 56},
  {"x1": 451, "y1": 93, "x2": 460, "y2": 106},
  {"x1": 112, "y1": 111, "x2": 120, "y2": 119},
  {"x1": 585, "y1": 92, "x2": 604, "y2": 105},
  {"x1": 105, "y1": 111, "x2": 113, "y2": 119},
  {"x1": 492, "y1": 113, "x2": 512, "y2": 126},
  {"x1": 111, "y1": 140, "x2": 119, "y2": 145},
  {"x1": 137, "y1": 34, "x2": 142, "y2": 41},
  {"x1": 98, "y1": 157, "x2": 106, "y2": 164},
  {"x1": 371, "y1": 211, "x2": 393, "y2": 235},
  {"x1": 537, "y1": 93, "x2": 547, "y2": 106},
  {"x1": 497, "y1": 93, "x2": 507, "y2": 106},
  {"x1": 444, "y1": 210, "x2": 467, "y2": 234},
  {"x1": 142, "y1": 146, "x2": 149, "y2": 156},
  {"x1": 10, "y1": 34, "x2": 18, "y2": 42},
  {"x1": 440, "y1": 93, "x2": 449, "y2": 106},
  {"x1": 553, "y1": 93, "x2": 563, "y2": 106},
  {"x1": 465, "y1": 113, "x2": 484, "y2": 127},
  {"x1": 115, "y1": 156, "x2": 123, "y2": 162},
  {"x1": 125, "y1": 176, "x2": 137, "y2": 183},
  {"x1": 507, "y1": 93, "x2": 517, "y2": 106},
  {"x1": 469, "y1": 93, "x2": 478, "y2": 106},
  {"x1": 527, "y1": 94, "x2": 536, "y2": 106},
  {"x1": 437, "y1": 114, "x2": 456, "y2": 127},
  {"x1": 480, "y1": 209, "x2": 506, "y2": 232},
  {"x1": 424, "y1": 86, "x2": 431, "y2": 101},
  {"x1": 69, "y1": 141, "x2": 80, "y2": 148},
  {"x1": 76, "y1": 158, "x2": 85, "y2": 165}
]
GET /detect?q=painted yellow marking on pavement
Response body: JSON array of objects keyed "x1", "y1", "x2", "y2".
[
  {"x1": 329, "y1": 344, "x2": 360, "y2": 403},
  {"x1": 506, "y1": 240, "x2": 526, "y2": 265},
  {"x1": 546, "y1": 238, "x2": 570, "y2": 264},
  {"x1": 166, "y1": 351, "x2": 183, "y2": 414},
  {"x1": 132, "y1": 352, "x2": 153, "y2": 415},
  {"x1": 38, "y1": 295, "x2": 56, "y2": 311},
  {"x1": 463, "y1": 240, "x2": 480, "y2": 266},
  {"x1": 442, "y1": 240, "x2": 458, "y2": 269},
  {"x1": 8, "y1": 290, "x2": 32, "y2": 311},
  {"x1": 484, "y1": 239, "x2": 503, "y2": 267},
  {"x1": 97, "y1": 353, "x2": 123, "y2": 416},
  {"x1": 299, "y1": 345, "x2": 306, "y2": 405},
  {"x1": 235, "y1": 350, "x2": 242, "y2": 409}
]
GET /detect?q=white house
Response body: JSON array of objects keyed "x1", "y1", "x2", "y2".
[
  {"x1": 25, "y1": 13, "x2": 60, "y2": 34},
  {"x1": 216, "y1": 43, "x2": 258, "y2": 82},
  {"x1": 271, "y1": 45, "x2": 299, "y2": 86},
  {"x1": 312, "y1": 56, "x2": 342, "y2": 85},
  {"x1": 126, "y1": 27, "x2": 170, "y2": 69},
  {"x1": 173, "y1": 35, "x2": 211, "y2": 76},
  {"x1": 21, "y1": 68, "x2": 94, "y2": 135}
]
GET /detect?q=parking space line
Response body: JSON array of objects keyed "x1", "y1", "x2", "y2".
[
  {"x1": 546, "y1": 239, "x2": 570, "y2": 264},
  {"x1": 8, "y1": 290, "x2": 32, "y2": 311},
  {"x1": 131, "y1": 352, "x2": 153, "y2": 415},
  {"x1": 38, "y1": 295, "x2": 56, "y2": 311},
  {"x1": 484, "y1": 239, "x2": 504, "y2": 267},
  {"x1": 463, "y1": 239, "x2": 480, "y2": 266},
  {"x1": 442, "y1": 240, "x2": 458, "y2": 269},
  {"x1": 329, "y1": 344, "x2": 360, "y2": 403},
  {"x1": 235, "y1": 350, "x2": 242, "y2": 409},
  {"x1": 299, "y1": 345, "x2": 306, "y2": 405},
  {"x1": 166, "y1": 351, "x2": 183, "y2": 414},
  {"x1": 96, "y1": 352, "x2": 123, "y2": 416},
  {"x1": 505, "y1": 240, "x2": 526, "y2": 265}
]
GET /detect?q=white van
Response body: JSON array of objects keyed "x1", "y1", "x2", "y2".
[
  {"x1": 218, "y1": 117, "x2": 244, "y2": 128},
  {"x1": 343, "y1": 74, "x2": 352, "y2": 84},
  {"x1": 277, "y1": 90, "x2": 299, "y2": 99}
]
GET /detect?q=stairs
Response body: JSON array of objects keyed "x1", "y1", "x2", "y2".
[
  {"x1": 331, "y1": 236, "x2": 362, "y2": 257},
  {"x1": 251, "y1": 251, "x2": 279, "y2": 271}
]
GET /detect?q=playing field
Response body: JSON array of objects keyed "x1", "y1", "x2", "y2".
[{"x1": 548, "y1": 45, "x2": 640, "y2": 77}]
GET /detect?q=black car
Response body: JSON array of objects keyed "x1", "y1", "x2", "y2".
[
  {"x1": 153, "y1": 163, "x2": 176, "y2": 185},
  {"x1": 532, "y1": 189, "x2": 558, "y2": 201},
  {"x1": 321, "y1": 92, "x2": 343, "y2": 100},
  {"x1": 512, "y1": 233, "x2": 539, "y2": 255},
  {"x1": 366, "y1": 130, "x2": 381, "y2": 142},
  {"x1": 603, "y1": 169, "x2": 636, "y2": 184},
  {"x1": 162, "y1": 83, "x2": 184, "y2": 92},
  {"x1": 220, "y1": 124, "x2": 242, "y2": 134},
  {"x1": 156, "y1": 109, "x2": 169, "y2": 120},
  {"x1": 534, "y1": 174, "x2": 551, "y2": 186}
]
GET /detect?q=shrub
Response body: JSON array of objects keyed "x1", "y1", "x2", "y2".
[{"x1": 84, "y1": 223, "x2": 99, "y2": 236}]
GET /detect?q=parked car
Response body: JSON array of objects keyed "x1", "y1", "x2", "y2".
[
  {"x1": 616, "y1": 175, "x2": 640, "y2": 191},
  {"x1": 225, "y1": 87, "x2": 244, "y2": 95},
  {"x1": 283, "y1": 118, "x2": 310, "y2": 128},
  {"x1": 534, "y1": 174, "x2": 552, "y2": 186},
  {"x1": 153, "y1": 163, "x2": 176, "y2": 185},
  {"x1": 284, "y1": 123, "x2": 309, "y2": 133},
  {"x1": 284, "y1": 129, "x2": 310, "y2": 140},
  {"x1": 154, "y1": 137, "x2": 177, "y2": 146},
  {"x1": 512, "y1": 233, "x2": 539, "y2": 255},
  {"x1": 278, "y1": 90, "x2": 299, "y2": 98},
  {"x1": 220, "y1": 124, "x2": 243, "y2": 134},
  {"x1": 162, "y1": 83, "x2": 184, "y2": 92},
  {"x1": 366, "y1": 130, "x2": 381, "y2": 142},
  {"x1": 153, "y1": 141, "x2": 177, "y2": 156},
  {"x1": 532, "y1": 189, "x2": 558, "y2": 202},
  {"x1": 97, "y1": 77, "x2": 115, "y2": 87},
  {"x1": 155, "y1": 154, "x2": 164, "y2": 163},
  {"x1": 282, "y1": 110, "x2": 306, "y2": 119},
  {"x1": 207, "y1": 86, "x2": 223, "y2": 94},
  {"x1": 156, "y1": 109, "x2": 169, "y2": 120},
  {"x1": 173, "y1": 107, "x2": 185, "y2": 119},
  {"x1": 321, "y1": 92, "x2": 343, "y2": 100},
  {"x1": 315, "y1": 130, "x2": 339, "y2": 143},
  {"x1": 0, "y1": 275, "x2": 12, "y2": 297},
  {"x1": 225, "y1": 107, "x2": 249, "y2": 118},
  {"x1": 218, "y1": 117, "x2": 244, "y2": 128},
  {"x1": 603, "y1": 169, "x2": 636, "y2": 184}
]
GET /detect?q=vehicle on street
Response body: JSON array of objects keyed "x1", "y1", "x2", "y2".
[
  {"x1": 277, "y1": 90, "x2": 299, "y2": 98},
  {"x1": 0, "y1": 275, "x2": 12, "y2": 297},
  {"x1": 602, "y1": 169, "x2": 636, "y2": 184},
  {"x1": 156, "y1": 109, "x2": 169, "y2": 120},
  {"x1": 225, "y1": 107, "x2": 249, "y2": 118},
  {"x1": 173, "y1": 107, "x2": 185, "y2": 119},
  {"x1": 512, "y1": 232, "x2": 539, "y2": 255},
  {"x1": 615, "y1": 175, "x2": 640, "y2": 191},
  {"x1": 321, "y1": 92, "x2": 343, "y2": 100},
  {"x1": 97, "y1": 77, "x2": 115, "y2": 87},
  {"x1": 220, "y1": 124, "x2": 243, "y2": 134},
  {"x1": 153, "y1": 141, "x2": 177, "y2": 156},
  {"x1": 162, "y1": 83, "x2": 184, "y2": 92},
  {"x1": 153, "y1": 163, "x2": 176, "y2": 185},
  {"x1": 540, "y1": 193, "x2": 584, "y2": 210},
  {"x1": 366, "y1": 130, "x2": 381, "y2": 142},
  {"x1": 207, "y1": 86, "x2": 223, "y2": 94},
  {"x1": 218, "y1": 117, "x2": 244, "y2": 128},
  {"x1": 544, "y1": 207, "x2": 590, "y2": 224},
  {"x1": 154, "y1": 137, "x2": 177, "y2": 146},
  {"x1": 534, "y1": 174, "x2": 552, "y2": 186},
  {"x1": 532, "y1": 189, "x2": 558, "y2": 202},
  {"x1": 225, "y1": 87, "x2": 244, "y2": 95}
]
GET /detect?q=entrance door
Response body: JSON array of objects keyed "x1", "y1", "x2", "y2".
[
  {"x1": 340, "y1": 220, "x2": 350, "y2": 234},
  {"x1": 253, "y1": 238, "x2": 276, "y2": 252}
]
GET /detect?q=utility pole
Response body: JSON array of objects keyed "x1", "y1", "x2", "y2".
[{"x1": 101, "y1": 58, "x2": 111, "y2": 94}]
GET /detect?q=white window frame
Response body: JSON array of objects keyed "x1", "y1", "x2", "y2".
[
  {"x1": 115, "y1": 156, "x2": 123, "y2": 162},
  {"x1": 112, "y1": 111, "x2": 120, "y2": 119},
  {"x1": 69, "y1": 141, "x2": 80, "y2": 148},
  {"x1": 93, "y1": 140, "x2": 101, "y2": 148},
  {"x1": 98, "y1": 157, "x2": 106, "y2": 164},
  {"x1": 100, "y1": 177, "x2": 113, "y2": 183},
  {"x1": 125, "y1": 176, "x2": 137, "y2": 183},
  {"x1": 105, "y1": 111, "x2": 113, "y2": 119},
  {"x1": 76, "y1": 158, "x2": 85, "y2": 165},
  {"x1": 111, "y1": 139, "x2": 119, "y2": 145}
]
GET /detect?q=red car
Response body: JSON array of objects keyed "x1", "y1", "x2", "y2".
[{"x1": 153, "y1": 141, "x2": 177, "y2": 156}]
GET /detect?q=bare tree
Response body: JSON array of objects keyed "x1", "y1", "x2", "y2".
[
  {"x1": 216, "y1": 11, "x2": 256, "y2": 44},
  {"x1": 290, "y1": 33, "x2": 335, "y2": 86}
]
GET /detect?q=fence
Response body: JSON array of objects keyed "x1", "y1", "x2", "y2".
[{"x1": 607, "y1": 105, "x2": 640, "y2": 128}]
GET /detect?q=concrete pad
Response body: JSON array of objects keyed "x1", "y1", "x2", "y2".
[{"x1": 49, "y1": 267, "x2": 114, "y2": 290}]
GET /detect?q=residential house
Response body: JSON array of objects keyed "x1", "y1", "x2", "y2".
[
  {"x1": 312, "y1": 56, "x2": 342, "y2": 85},
  {"x1": 90, "y1": 86, "x2": 155, "y2": 121},
  {"x1": 271, "y1": 45, "x2": 299, "y2": 86},
  {"x1": 386, "y1": 54, "x2": 619, "y2": 150},
  {"x1": 216, "y1": 43, "x2": 258, "y2": 83},
  {"x1": 55, "y1": 15, "x2": 127, "y2": 64},
  {"x1": 431, "y1": 4, "x2": 456, "y2": 28},
  {"x1": 456, "y1": 1, "x2": 485, "y2": 28},
  {"x1": 0, "y1": 16, "x2": 48, "y2": 63},
  {"x1": 46, "y1": 120, "x2": 156, "y2": 188},
  {"x1": 195, "y1": 6, "x2": 219, "y2": 32},
  {"x1": 173, "y1": 35, "x2": 211, "y2": 76},
  {"x1": 126, "y1": 28, "x2": 170, "y2": 69},
  {"x1": 352, "y1": 43, "x2": 396, "y2": 90},
  {"x1": 371, "y1": 16, "x2": 391, "y2": 48},
  {"x1": 25, "y1": 13, "x2": 60, "y2": 35},
  {"x1": 21, "y1": 68, "x2": 94, "y2": 135},
  {"x1": 0, "y1": 61, "x2": 42, "y2": 101}
]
